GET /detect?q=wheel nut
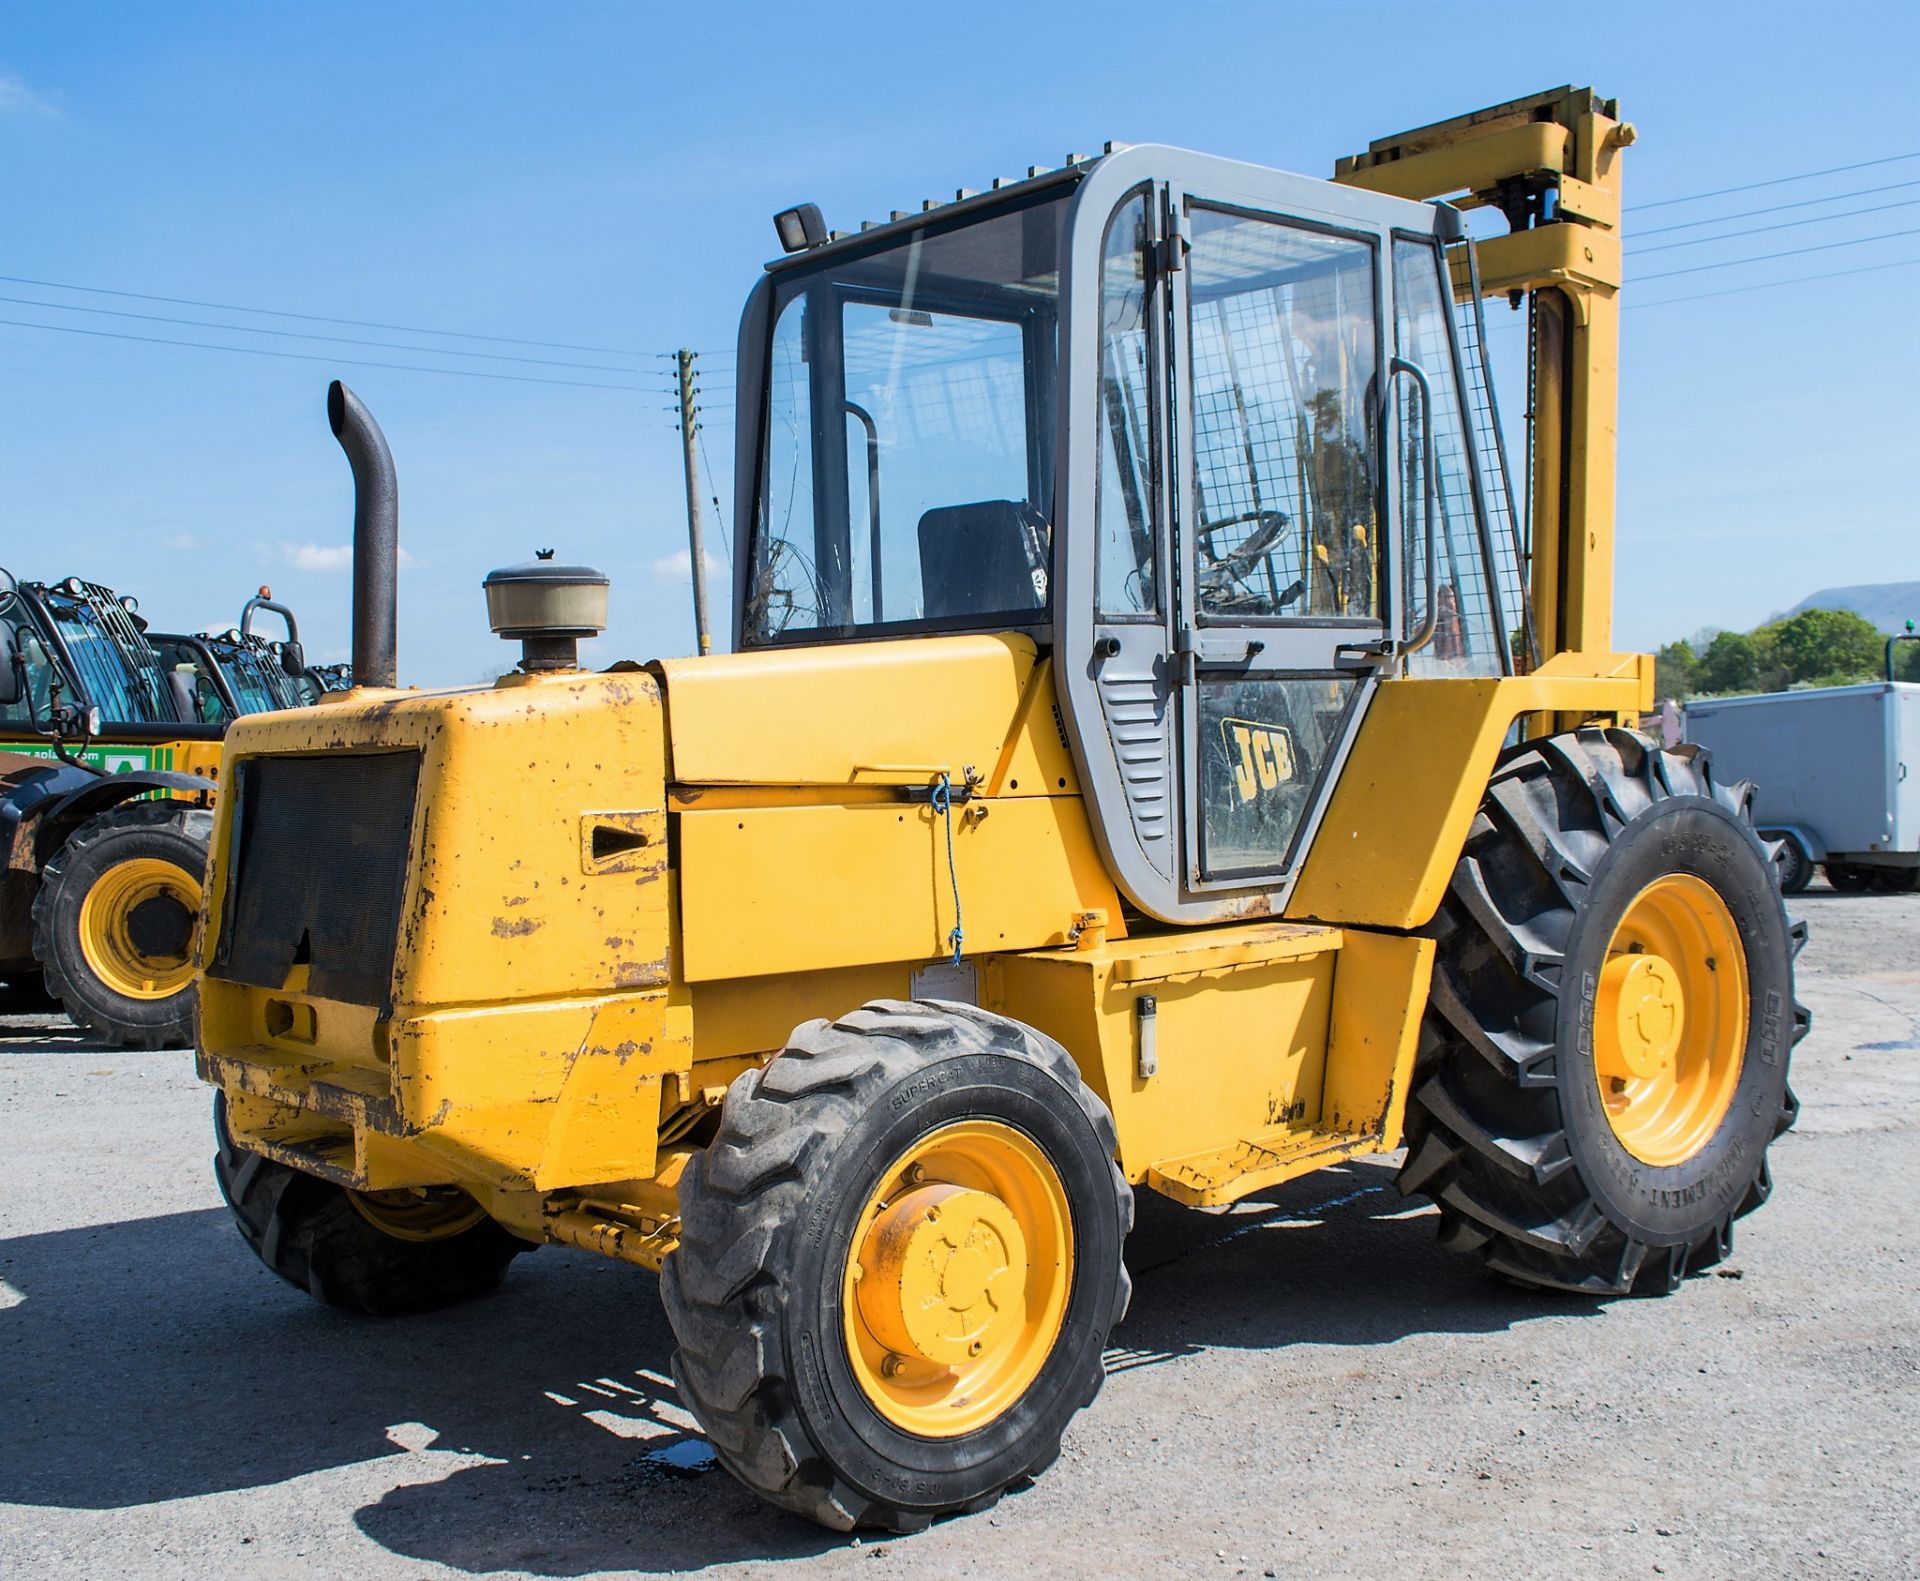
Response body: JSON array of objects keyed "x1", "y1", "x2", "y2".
[
  {"x1": 968, "y1": 1340, "x2": 983, "y2": 1356},
  {"x1": 905, "y1": 1164, "x2": 925, "y2": 1185},
  {"x1": 882, "y1": 1353, "x2": 908, "y2": 1378}
]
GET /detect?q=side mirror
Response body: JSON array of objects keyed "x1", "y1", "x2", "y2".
[
  {"x1": 280, "y1": 639, "x2": 306, "y2": 677},
  {"x1": 0, "y1": 623, "x2": 20, "y2": 706},
  {"x1": 0, "y1": 566, "x2": 18, "y2": 616}
]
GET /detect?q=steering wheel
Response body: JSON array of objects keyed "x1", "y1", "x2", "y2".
[{"x1": 1196, "y1": 509, "x2": 1293, "y2": 606}]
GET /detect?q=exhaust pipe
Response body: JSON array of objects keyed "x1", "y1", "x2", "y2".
[{"x1": 326, "y1": 380, "x2": 398, "y2": 688}]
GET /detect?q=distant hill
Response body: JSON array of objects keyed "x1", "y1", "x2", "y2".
[{"x1": 1777, "y1": 582, "x2": 1919, "y2": 635}]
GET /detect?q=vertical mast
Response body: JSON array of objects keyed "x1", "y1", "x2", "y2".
[{"x1": 1334, "y1": 86, "x2": 1635, "y2": 662}]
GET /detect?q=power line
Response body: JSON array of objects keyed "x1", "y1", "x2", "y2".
[
  {"x1": 1629, "y1": 227, "x2": 1920, "y2": 283},
  {"x1": 0, "y1": 293, "x2": 669, "y2": 376},
  {"x1": 1627, "y1": 151, "x2": 1920, "y2": 212},
  {"x1": 0, "y1": 272, "x2": 653, "y2": 359},
  {"x1": 1631, "y1": 197, "x2": 1920, "y2": 255},
  {"x1": 1632, "y1": 255, "x2": 1920, "y2": 310},
  {"x1": 0, "y1": 316, "x2": 653, "y2": 391},
  {"x1": 1633, "y1": 179, "x2": 1920, "y2": 237}
]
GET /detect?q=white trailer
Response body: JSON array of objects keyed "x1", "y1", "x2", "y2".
[{"x1": 1684, "y1": 682, "x2": 1918, "y2": 893}]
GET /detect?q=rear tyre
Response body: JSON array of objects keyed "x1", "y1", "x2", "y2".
[
  {"x1": 1873, "y1": 866, "x2": 1920, "y2": 894},
  {"x1": 1825, "y1": 862, "x2": 1873, "y2": 893},
  {"x1": 213, "y1": 1092, "x2": 528, "y2": 1315},
  {"x1": 662, "y1": 999, "x2": 1131, "y2": 1533},
  {"x1": 1764, "y1": 832, "x2": 1813, "y2": 896},
  {"x1": 31, "y1": 801, "x2": 211, "y2": 1049},
  {"x1": 1399, "y1": 728, "x2": 1806, "y2": 1295}
]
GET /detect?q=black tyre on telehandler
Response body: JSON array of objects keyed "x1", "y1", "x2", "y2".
[
  {"x1": 213, "y1": 1093, "x2": 530, "y2": 1315},
  {"x1": 662, "y1": 1000, "x2": 1132, "y2": 1533},
  {"x1": 31, "y1": 801, "x2": 212, "y2": 1050},
  {"x1": 1400, "y1": 728, "x2": 1806, "y2": 1295}
]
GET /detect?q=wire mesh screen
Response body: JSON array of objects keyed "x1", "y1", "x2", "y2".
[
  {"x1": 1187, "y1": 208, "x2": 1378, "y2": 621},
  {"x1": 43, "y1": 582, "x2": 174, "y2": 723},
  {"x1": 1450, "y1": 241, "x2": 1532, "y2": 672},
  {"x1": 1393, "y1": 240, "x2": 1503, "y2": 678}
]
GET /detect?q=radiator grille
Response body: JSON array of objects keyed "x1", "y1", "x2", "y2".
[{"x1": 212, "y1": 751, "x2": 420, "y2": 1008}]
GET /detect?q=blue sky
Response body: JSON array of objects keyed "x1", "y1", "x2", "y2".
[{"x1": 3, "y1": 2, "x2": 1915, "y2": 682}]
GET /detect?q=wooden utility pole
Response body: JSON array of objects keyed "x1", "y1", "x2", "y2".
[{"x1": 675, "y1": 347, "x2": 713, "y2": 655}]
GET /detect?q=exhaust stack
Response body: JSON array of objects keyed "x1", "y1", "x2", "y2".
[{"x1": 326, "y1": 380, "x2": 398, "y2": 688}]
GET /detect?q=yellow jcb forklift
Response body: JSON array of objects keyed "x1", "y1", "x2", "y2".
[{"x1": 195, "y1": 88, "x2": 1805, "y2": 1531}]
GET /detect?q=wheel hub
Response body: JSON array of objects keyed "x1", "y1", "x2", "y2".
[
  {"x1": 840, "y1": 1119, "x2": 1074, "y2": 1438},
  {"x1": 77, "y1": 856, "x2": 204, "y2": 1000},
  {"x1": 855, "y1": 1183, "x2": 1027, "y2": 1369},
  {"x1": 1596, "y1": 951, "x2": 1685, "y2": 1081},
  {"x1": 1592, "y1": 873, "x2": 1749, "y2": 1167},
  {"x1": 126, "y1": 892, "x2": 193, "y2": 959}
]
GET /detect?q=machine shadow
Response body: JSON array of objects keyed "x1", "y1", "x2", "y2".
[
  {"x1": 1111, "y1": 1159, "x2": 1601, "y2": 1371},
  {"x1": 0, "y1": 1164, "x2": 1591, "y2": 1576}
]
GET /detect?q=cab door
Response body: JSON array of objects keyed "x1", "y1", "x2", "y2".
[
  {"x1": 1166, "y1": 179, "x2": 1405, "y2": 895},
  {"x1": 1062, "y1": 152, "x2": 1467, "y2": 922}
]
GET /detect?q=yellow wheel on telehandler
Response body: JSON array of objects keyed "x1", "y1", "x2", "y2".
[
  {"x1": 1398, "y1": 728, "x2": 1805, "y2": 1294},
  {"x1": 662, "y1": 1000, "x2": 1131, "y2": 1533},
  {"x1": 31, "y1": 801, "x2": 212, "y2": 1049}
]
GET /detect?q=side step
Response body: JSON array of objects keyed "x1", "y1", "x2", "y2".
[{"x1": 1147, "y1": 1125, "x2": 1384, "y2": 1208}]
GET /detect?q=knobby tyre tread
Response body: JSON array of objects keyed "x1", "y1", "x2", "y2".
[
  {"x1": 212, "y1": 1093, "x2": 528, "y2": 1315},
  {"x1": 1399, "y1": 727, "x2": 1808, "y2": 1295},
  {"x1": 661, "y1": 998, "x2": 1132, "y2": 1533},
  {"x1": 31, "y1": 801, "x2": 212, "y2": 1050}
]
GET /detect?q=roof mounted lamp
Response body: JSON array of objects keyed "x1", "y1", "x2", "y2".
[
  {"x1": 774, "y1": 203, "x2": 828, "y2": 253},
  {"x1": 483, "y1": 549, "x2": 609, "y2": 673}
]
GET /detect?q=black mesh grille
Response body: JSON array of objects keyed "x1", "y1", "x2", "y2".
[{"x1": 212, "y1": 751, "x2": 420, "y2": 1008}]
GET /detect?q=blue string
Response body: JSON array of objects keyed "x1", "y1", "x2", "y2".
[{"x1": 931, "y1": 773, "x2": 964, "y2": 965}]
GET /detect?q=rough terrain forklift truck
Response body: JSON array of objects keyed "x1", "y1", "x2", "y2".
[
  {"x1": 196, "y1": 88, "x2": 1805, "y2": 1533},
  {"x1": 1, "y1": 575, "x2": 319, "y2": 1041}
]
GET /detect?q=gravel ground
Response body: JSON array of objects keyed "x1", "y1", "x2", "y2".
[{"x1": 2, "y1": 884, "x2": 1915, "y2": 1580}]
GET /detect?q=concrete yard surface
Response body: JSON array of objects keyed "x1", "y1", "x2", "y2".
[{"x1": 2, "y1": 886, "x2": 1916, "y2": 1580}]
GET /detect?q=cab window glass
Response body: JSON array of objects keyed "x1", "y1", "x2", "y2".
[
  {"x1": 1187, "y1": 208, "x2": 1379, "y2": 622},
  {"x1": 1197, "y1": 674, "x2": 1361, "y2": 877},
  {"x1": 1097, "y1": 192, "x2": 1157, "y2": 618},
  {"x1": 0, "y1": 625, "x2": 55, "y2": 727},
  {"x1": 1393, "y1": 236, "x2": 1502, "y2": 676},
  {"x1": 748, "y1": 194, "x2": 1064, "y2": 643}
]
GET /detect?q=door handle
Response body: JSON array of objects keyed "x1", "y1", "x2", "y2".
[
  {"x1": 1174, "y1": 630, "x2": 1263, "y2": 684},
  {"x1": 1390, "y1": 355, "x2": 1441, "y2": 656},
  {"x1": 1335, "y1": 638, "x2": 1395, "y2": 669}
]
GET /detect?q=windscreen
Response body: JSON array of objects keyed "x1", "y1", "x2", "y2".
[
  {"x1": 39, "y1": 585, "x2": 175, "y2": 723},
  {"x1": 747, "y1": 191, "x2": 1067, "y2": 643},
  {"x1": 207, "y1": 635, "x2": 308, "y2": 714}
]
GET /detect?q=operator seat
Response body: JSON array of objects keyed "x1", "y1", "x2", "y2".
[{"x1": 917, "y1": 500, "x2": 1048, "y2": 619}]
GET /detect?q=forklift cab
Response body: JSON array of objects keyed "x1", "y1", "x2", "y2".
[
  {"x1": 0, "y1": 575, "x2": 189, "y2": 736},
  {"x1": 732, "y1": 146, "x2": 1526, "y2": 922}
]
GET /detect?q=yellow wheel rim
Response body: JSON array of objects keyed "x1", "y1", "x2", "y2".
[
  {"x1": 77, "y1": 856, "x2": 203, "y2": 1001},
  {"x1": 346, "y1": 1187, "x2": 487, "y2": 1242},
  {"x1": 842, "y1": 1120, "x2": 1073, "y2": 1438},
  {"x1": 1594, "y1": 873, "x2": 1748, "y2": 1167}
]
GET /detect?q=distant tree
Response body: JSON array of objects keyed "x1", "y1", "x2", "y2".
[
  {"x1": 1696, "y1": 629, "x2": 1759, "y2": 694},
  {"x1": 1760, "y1": 607, "x2": 1884, "y2": 688},
  {"x1": 1655, "y1": 638, "x2": 1699, "y2": 700}
]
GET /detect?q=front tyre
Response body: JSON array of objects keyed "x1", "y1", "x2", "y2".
[
  {"x1": 661, "y1": 1000, "x2": 1131, "y2": 1533},
  {"x1": 1400, "y1": 729, "x2": 1807, "y2": 1295},
  {"x1": 213, "y1": 1093, "x2": 528, "y2": 1314}
]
